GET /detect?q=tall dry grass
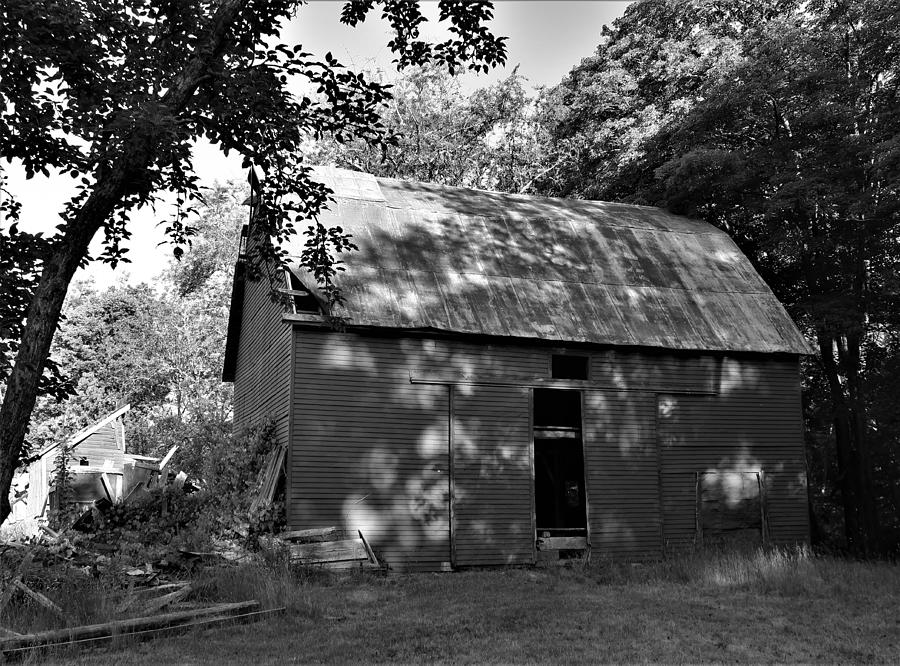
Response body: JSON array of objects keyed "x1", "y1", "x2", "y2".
[{"x1": 584, "y1": 544, "x2": 899, "y2": 598}]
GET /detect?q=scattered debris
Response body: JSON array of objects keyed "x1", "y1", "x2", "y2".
[{"x1": 0, "y1": 531, "x2": 280, "y2": 658}]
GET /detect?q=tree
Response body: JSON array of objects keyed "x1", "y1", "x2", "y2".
[
  {"x1": 538, "y1": 0, "x2": 900, "y2": 554},
  {"x1": 312, "y1": 64, "x2": 543, "y2": 192},
  {"x1": 0, "y1": 0, "x2": 507, "y2": 523},
  {"x1": 26, "y1": 184, "x2": 246, "y2": 481}
]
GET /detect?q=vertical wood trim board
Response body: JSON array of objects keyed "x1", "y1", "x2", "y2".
[{"x1": 448, "y1": 385, "x2": 457, "y2": 568}]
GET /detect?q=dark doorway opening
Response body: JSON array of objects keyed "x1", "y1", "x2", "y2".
[{"x1": 533, "y1": 389, "x2": 587, "y2": 538}]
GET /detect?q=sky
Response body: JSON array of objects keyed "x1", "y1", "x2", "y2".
[{"x1": 8, "y1": 1, "x2": 630, "y2": 288}]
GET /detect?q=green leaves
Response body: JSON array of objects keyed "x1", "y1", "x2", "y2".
[{"x1": 311, "y1": 64, "x2": 542, "y2": 195}]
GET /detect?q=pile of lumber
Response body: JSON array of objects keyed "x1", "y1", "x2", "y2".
[
  {"x1": 249, "y1": 444, "x2": 286, "y2": 514},
  {"x1": 274, "y1": 527, "x2": 381, "y2": 570},
  {"x1": 0, "y1": 542, "x2": 280, "y2": 657}
]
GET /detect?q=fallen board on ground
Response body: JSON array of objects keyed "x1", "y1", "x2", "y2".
[{"x1": 0, "y1": 601, "x2": 262, "y2": 653}]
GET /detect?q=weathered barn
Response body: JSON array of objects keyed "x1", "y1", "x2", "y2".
[{"x1": 223, "y1": 167, "x2": 813, "y2": 571}]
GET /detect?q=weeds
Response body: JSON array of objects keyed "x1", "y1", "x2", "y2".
[{"x1": 12, "y1": 547, "x2": 900, "y2": 665}]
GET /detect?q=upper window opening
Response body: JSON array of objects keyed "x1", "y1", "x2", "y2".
[
  {"x1": 552, "y1": 354, "x2": 589, "y2": 380},
  {"x1": 282, "y1": 269, "x2": 320, "y2": 314}
]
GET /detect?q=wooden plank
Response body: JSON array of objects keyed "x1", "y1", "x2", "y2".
[
  {"x1": 289, "y1": 538, "x2": 368, "y2": 564},
  {"x1": 410, "y1": 372, "x2": 717, "y2": 395},
  {"x1": 655, "y1": 396, "x2": 665, "y2": 557},
  {"x1": 158, "y1": 445, "x2": 178, "y2": 472},
  {"x1": 137, "y1": 584, "x2": 193, "y2": 615},
  {"x1": 529, "y1": 387, "x2": 538, "y2": 565},
  {"x1": 0, "y1": 601, "x2": 262, "y2": 653},
  {"x1": 0, "y1": 552, "x2": 33, "y2": 619},
  {"x1": 536, "y1": 536, "x2": 588, "y2": 550},
  {"x1": 448, "y1": 385, "x2": 456, "y2": 568},
  {"x1": 13, "y1": 581, "x2": 65, "y2": 618},
  {"x1": 280, "y1": 527, "x2": 341, "y2": 542},
  {"x1": 759, "y1": 471, "x2": 770, "y2": 544},
  {"x1": 311, "y1": 560, "x2": 378, "y2": 571},
  {"x1": 250, "y1": 444, "x2": 287, "y2": 513},
  {"x1": 99, "y1": 472, "x2": 114, "y2": 503},
  {"x1": 358, "y1": 530, "x2": 380, "y2": 567}
]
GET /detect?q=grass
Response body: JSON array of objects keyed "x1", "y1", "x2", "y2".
[{"x1": 16, "y1": 547, "x2": 900, "y2": 664}]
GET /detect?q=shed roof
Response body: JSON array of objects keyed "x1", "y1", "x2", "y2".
[{"x1": 280, "y1": 167, "x2": 811, "y2": 355}]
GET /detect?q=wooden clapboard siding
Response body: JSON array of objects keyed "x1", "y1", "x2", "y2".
[
  {"x1": 452, "y1": 385, "x2": 533, "y2": 567},
  {"x1": 232, "y1": 266, "x2": 291, "y2": 446},
  {"x1": 582, "y1": 390, "x2": 661, "y2": 559},
  {"x1": 72, "y1": 421, "x2": 124, "y2": 467},
  {"x1": 27, "y1": 457, "x2": 49, "y2": 517},
  {"x1": 289, "y1": 331, "x2": 545, "y2": 571},
  {"x1": 290, "y1": 332, "x2": 451, "y2": 572},
  {"x1": 591, "y1": 350, "x2": 718, "y2": 392},
  {"x1": 284, "y1": 324, "x2": 807, "y2": 569},
  {"x1": 659, "y1": 356, "x2": 808, "y2": 549}
]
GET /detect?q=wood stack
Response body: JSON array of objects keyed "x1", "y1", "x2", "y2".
[
  {"x1": 249, "y1": 444, "x2": 286, "y2": 514},
  {"x1": 275, "y1": 527, "x2": 381, "y2": 570}
]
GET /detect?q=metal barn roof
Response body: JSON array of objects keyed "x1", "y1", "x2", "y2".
[{"x1": 284, "y1": 167, "x2": 812, "y2": 355}]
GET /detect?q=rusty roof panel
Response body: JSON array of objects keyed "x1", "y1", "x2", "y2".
[{"x1": 293, "y1": 167, "x2": 813, "y2": 355}]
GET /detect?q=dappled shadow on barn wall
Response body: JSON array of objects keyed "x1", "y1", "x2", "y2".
[{"x1": 284, "y1": 184, "x2": 808, "y2": 570}]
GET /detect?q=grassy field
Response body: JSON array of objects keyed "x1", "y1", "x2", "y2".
[{"x1": 18, "y1": 548, "x2": 900, "y2": 664}]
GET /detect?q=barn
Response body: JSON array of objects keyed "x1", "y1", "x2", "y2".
[{"x1": 222, "y1": 167, "x2": 813, "y2": 571}]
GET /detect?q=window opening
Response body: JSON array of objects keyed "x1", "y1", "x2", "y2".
[
  {"x1": 280, "y1": 269, "x2": 320, "y2": 314},
  {"x1": 551, "y1": 354, "x2": 589, "y2": 380},
  {"x1": 533, "y1": 388, "x2": 587, "y2": 541}
]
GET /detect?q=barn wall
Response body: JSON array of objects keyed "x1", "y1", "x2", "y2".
[
  {"x1": 591, "y1": 349, "x2": 718, "y2": 393},
  {"x1": 232, "y1": 268, "x2": 292, "y2": 446},
  {"x1": 289, "y1": 329, "x2": 808, "y2": 570},
  {"x1": 582, "y1": 390, "x2": 661, "y2": 559},
  {"x1": 452, "y1": 385, "x2": 533, "y2": 566},
  {"x1": 659, "y1": 356, "x2": 808, "y2": 549},
  {"x1": 290, "y1": 331, "x2": 545, "y2": 571}
]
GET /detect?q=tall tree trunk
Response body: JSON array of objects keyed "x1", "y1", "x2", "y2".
[
  {"x1": 818, "y1": 331, "x2": 860, "y2": 549},
  {"x1": 0, "y1": 207, "x2": 109, "y2": 522},
  {"x1": 816, "y1": 331, "x2": 881, "y2": 554},
  {"x1": 0, "y1": 0, "x2": 246, "y2": 524},
  {"x1": 844, "y1": 331, "x2": 881, "y2": 554}
]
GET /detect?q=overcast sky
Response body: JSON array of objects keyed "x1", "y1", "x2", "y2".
[{"x1": 9, "y1": 1, "x2": 630, "y2": 288}]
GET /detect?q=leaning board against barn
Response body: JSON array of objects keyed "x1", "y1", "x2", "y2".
[{"x1": 223, "y1": 167, "x2": 813, "y2": 571}]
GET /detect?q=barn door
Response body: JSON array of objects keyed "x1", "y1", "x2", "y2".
[{"x1": 450, "y1": 385, "x2": 534, "y2": 566}]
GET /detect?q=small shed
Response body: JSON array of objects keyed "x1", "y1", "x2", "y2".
[
  {"x1": 24, "y1": 404, "x2": 132, "y2": 519},
  {"x1": 223, "y1": 167, "x2": 813, "y2": 571}
]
